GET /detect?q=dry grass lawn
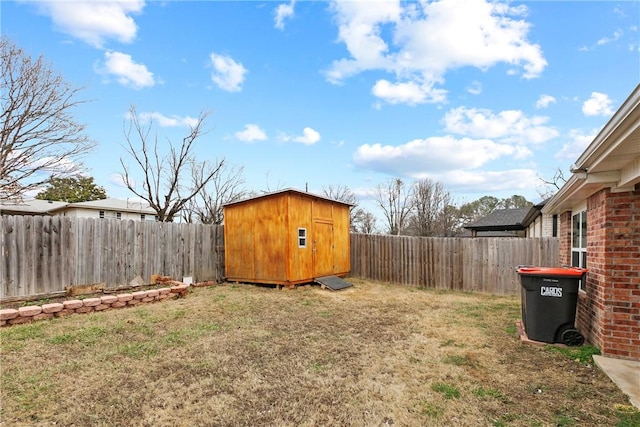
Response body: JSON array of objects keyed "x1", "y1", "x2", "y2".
[{"x1": 1, "y1": 279, "x2": 638, "y2": 426}]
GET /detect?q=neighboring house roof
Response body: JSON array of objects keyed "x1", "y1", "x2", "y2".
[
  {"x1": 223, "y1": 188, "x2": 354, "y2": 208},
  {"x1": 0, "y1": 199, "x2": 67, "y2": 215},
  {"x1": 521, "y1": 200, "x2": 548, "y2": 228},
  {"x1": 544, "y1": 84, "x2": 640, "y2": 214},
  {"x1": 457, "y1": 229, "x2": 521, "y2": 238},
  {"x1": 47, "y1": 198, "x2": 156, "y2": 215},
  {"x1": 0, "y1": 198, "x2": 156, "y2": 215},
  {"x1": 464, "y1": 208, "x2": 530, "y2": 232}
]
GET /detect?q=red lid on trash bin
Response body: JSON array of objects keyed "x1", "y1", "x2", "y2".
[{"x1": 516, "y1": 266, "x2": 588, "y2": 277}]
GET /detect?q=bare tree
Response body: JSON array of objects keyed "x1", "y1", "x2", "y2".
[
  {"x1": 374, "y1": 178, "x2": 414, "y2": 235},
  {"x1": 321, "y1": 184, "x2": 361, "y2": 229},
  {"x1": 538, "y1": 167, "x2": 567, "y2": 200},
  {"x1": 408, "y1": 178, "x2": 452, "y2": 237},
  {"x1": 352, "y1": 207, "x2": 377, "y2": 234},
  {"x1": 440, "y1": 204, "x2": 461, "y2": 237},
  {"x1": 322, "y1": 184, "x2": 357, "y2": 205},
  {"x1": 183, "y1": 162, "x2": 248, "y2": 224},
  {"x1": 1, "y1": 37, "x2": 94, "y2": 200},
  {"x1": 119, "y1": 106, "x2": 223, "y2": 222}
]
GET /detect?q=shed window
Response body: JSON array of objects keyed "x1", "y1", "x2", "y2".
[
  {"x1": 99, "y1": 210, "x2": 105, "y2": 219},
  {"x1": 298, "y1": 228, "x2": 307, "y2": 248},
  {"x1": 116, "y1": 212, "x2": 122, "y2": 220},
  {"x1": 571, "y1": 211, "x2": 587, "y2": 291}
]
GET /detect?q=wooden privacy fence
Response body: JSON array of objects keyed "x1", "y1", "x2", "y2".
[
  {"x1": 0, "y1": 216, "x2": 224, "y2": 300},
  {"x1": 350, "y1": 234, "x2": 559, "y2": 295},
  {"x1": 1, "y1": 215, "x2": 559, "y2": 300}
]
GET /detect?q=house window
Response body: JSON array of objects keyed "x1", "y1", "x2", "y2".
[
  {"x1": 99, "y1": 210, "x2": 105, "y2": 219},
  {"x1": 141, "y1": 214, "x2": 145, "y2": 221},
  {"x1": 298, "y1": 228, "x2": 307, "y2": 248},
  {"x1": 571, "y1": 211, "x2": 587, "y2": 291},
  {"x1": 116, "y1": 212, "x2": 122, "y2": 220}
]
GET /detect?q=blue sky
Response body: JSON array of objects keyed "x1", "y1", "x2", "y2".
[{"x1": 3, "y1": 0, "x2": 639, "y2": 210}]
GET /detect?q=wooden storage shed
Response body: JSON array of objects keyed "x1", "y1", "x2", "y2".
[{"x1": 223, "y1": 188, "x2": 352, "y2": 286}]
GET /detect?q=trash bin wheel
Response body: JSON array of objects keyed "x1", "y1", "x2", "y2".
[{"x1": 561, "y1": 328, "x2": 584, "y2": 347}]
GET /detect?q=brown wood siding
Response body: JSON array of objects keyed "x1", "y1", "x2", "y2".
[
  {"x1": 252, "y1": 195, "x2": 287, "y2": 281},
  {"x1": 224, "y1": 194, "x2": 288, "y2": 282},
  {"x1": 223, "y1": 200, "x2": 255, "y2": 280},
  {"x1": 287, "y1": 195, "x2": 313, "y2": 282},
  {"x1": 332, "y1": 204, "x2": 351, "y2": 275}
]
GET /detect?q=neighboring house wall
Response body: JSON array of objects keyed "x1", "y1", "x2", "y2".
[
  {"x1": 541, "y1": 214, "x2": 555, "y2": 237},
  {"x1": 562, "y1": 188, "x2": 640, "y2": 361},
  {"x1": 56, "y1": 207, "x2": 155, "y2": 221},
  {"x1": 526, "y1": 216, "x2": 543, "y2": 237},
  {"x1": 525, "y1": 213, "x2": 555, "y2": 238}
]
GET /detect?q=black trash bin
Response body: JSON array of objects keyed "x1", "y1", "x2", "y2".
[{"x1": 516, "y1": 266, "x2": 587, "y2": 346}]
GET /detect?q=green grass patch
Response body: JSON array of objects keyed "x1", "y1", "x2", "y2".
[
  {"x1": 0, "y1": 323, "x2": 46, "y2": 341},
  {"x1": 615, "y1": 405, "x2": 640, "y2": 427},
  {"x1": 545, "y1": 344, "x2": 601, "y2": 364},
  {"x1": 309, "y1": 362, "x2": 326, "y2": 372},
  {"x1": 473, "y1": 386, "x2": 505, "y2": 400},
  {"x1": 417, "y1": 400, "x2": 442, "y2": 419},
  {"x1": 504, "y1": 322, "x2": 517, "y2": 335},
  {"x1": 431, "y1": 382, "x2": 460, "y2": 399},
  {"x1": 117, "y1": 342, "x2": 158, "y2": 359},
  {"x1": 443, "y1": 354, "x2": 475, "y2": 367},
  {"x1": 171, "y1": 308, "x2": 187, "y2": 319}
]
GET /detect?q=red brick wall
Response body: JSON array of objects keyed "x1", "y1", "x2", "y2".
[
  {"x1": 571, "y1": 188, "x2": 640, "y2": 361},
  {"x1": 558, "y1": 212, "x2": 572, "y2": 266}
]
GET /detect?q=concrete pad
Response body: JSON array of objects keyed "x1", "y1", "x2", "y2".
[{"x1": 593, "y1": 355, "x2": 640, "y2": 409}]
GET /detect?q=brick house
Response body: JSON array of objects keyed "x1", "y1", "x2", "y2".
[{"x1": 543, "y1": 84, "x2": 640, "y2": 361}]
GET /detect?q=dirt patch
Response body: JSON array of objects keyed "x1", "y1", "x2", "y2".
[{"x1": 0, "y1": 279, "x2": 636, "y2": 426}]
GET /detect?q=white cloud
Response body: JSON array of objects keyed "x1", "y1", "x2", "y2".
[
  {"x1": 326, "y1": 0, "x2": 547, "y2": 105},
  {"x1": 371, "y1": 79, "x2": 447, "y2": 105},
  {"x1": 466, "y1": 81, "x2": 483, "y2": 95},
  {"x1": 31, "y1": 1, "x2": 144, "y2": 48},
  {"x1": 209, "y1": 53, "x2": 247, "y2": 92},
  {"x1": 279, "y1": 127, "x2": 321, "y2": 145},
  {"x1": 443, "y1": 107, "x2": 558, "y2": 144},
  {"x1": 435, "y1": 168, "x2": 540, "y2": 193},
  {"x1": 235, "y1": 124, "x2": 267, "y2": 142},
  {"x1": 294, "y1": 127, "x2": 321, "y2": 145},
  {"x1": 582, "y1": 92, "x2": 614, "y2": 117},
  {"x1": 535, "y1": 94, "x2": 556, "y2": 109},
  {"x1": 274, "y1": 1, "x2": 295, "y2": 30},
  {"x1": 137, "y1": 112, "x2": 199, "y2": 128},
  {"x1": 596, "y1": 29, "x2": 623, "y2": 46},
  {"x1": 109, "y1": 173, "x2": 130, "y2": 188},
  {"x1": 98, "y1": 51, "x2": 154, "y2": 89},
  {"x1": 352, "y1": 136, "x2": 515, "y2": 176},
  {"x1": 555, "y1": 129, "x2": 597, "y2": 160}
]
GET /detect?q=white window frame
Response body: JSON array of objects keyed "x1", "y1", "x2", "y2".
[
  {"x1": 571, "y1": 209, "x2": 587, "y2": 291},
  {"x1": 298, "y1": 228, "x2": 307, "y2": 248}
]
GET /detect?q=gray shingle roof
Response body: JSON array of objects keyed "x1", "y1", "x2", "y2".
[{"x1": 464, "y1": 208, "x2": 530, "y2": 231}]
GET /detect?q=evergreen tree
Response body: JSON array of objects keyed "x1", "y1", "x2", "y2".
[{"x1": 35, "y1": 176, "x2": 107, "y2": 203}]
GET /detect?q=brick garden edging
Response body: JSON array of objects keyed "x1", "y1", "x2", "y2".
[{"x1": 0, "y1": 284, "x2": 190, "y2": 327}]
